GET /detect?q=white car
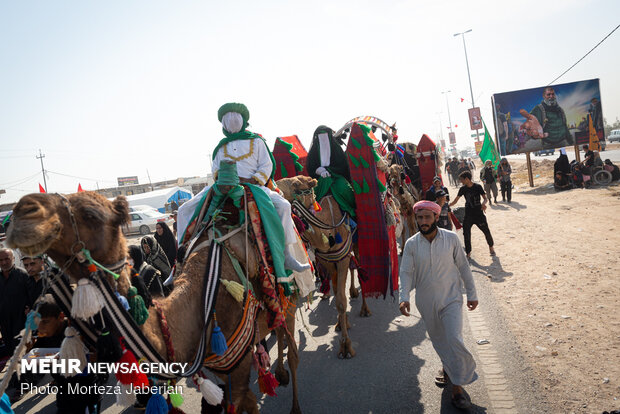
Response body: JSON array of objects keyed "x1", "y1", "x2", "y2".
[
  {"x1": 123, "y1": 210, "x2": 174, "y2": 235},
  {"x1": 129, "y1": 204, "x2": 161, "y2": 213},
  {"x1": 608, "y1": 129, "x2": 620, "y2": 143}
]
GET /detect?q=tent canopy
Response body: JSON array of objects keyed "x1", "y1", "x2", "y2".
[{"x1": 125, "y1": 186, "x2": 192, "y2": 213}]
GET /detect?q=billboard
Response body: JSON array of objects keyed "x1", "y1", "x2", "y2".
[
  {"x1": 492, "y1": 78, "x2": 603, "y2": 155},
  {"x1": 117, "y1": 176, "x2": 139, "y2": 186},
  {"x1": 449, "y1": 132, "x2": 456, "y2": 145},
  {"x1": 468, "y1": 107, "x2": 482, "y2": 130}
]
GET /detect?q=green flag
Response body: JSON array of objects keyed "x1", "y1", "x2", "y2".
[
  {"x1": 1, "y1": 213, "x2": 10, "y2": 226},
  {"x1": 479, "y1": 119, "x2": 500, "y2": 169}
]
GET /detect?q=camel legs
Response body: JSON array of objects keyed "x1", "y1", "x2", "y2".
[
  {"x1": 335, "y1": 258, "x2": 355, "y2": 359},
  {"x1": 349, "y1": 268, "x2": 359, "y2": 298},
  {"x1": 215, "y1": 353, "x2": 259, "y2": 414},
  {"x1": 283, "y1": 316, "x2": 301, "y2": 414}
]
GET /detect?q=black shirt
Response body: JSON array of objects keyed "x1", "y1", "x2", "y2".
[
  {"x1": 26, "y1": 275, "x2": 45, "y2": 309},
  {"x1": 458, "y1": 183, "x2": 486, "y2": 212},
  {"x1": 585, "y1": 150, "x2": 594, "y2": 166}
]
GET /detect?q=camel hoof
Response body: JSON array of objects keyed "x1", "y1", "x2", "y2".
[
  {"x1": 290, "y1": 404, "x2": 302, "y2": 414},
  {"x1": 349, "y1": 287, "x2": 359, "y2": 298},
  {"x1": 274, "y1": 365, "x2": 290, "y2": 386},
  {"x1": 359, "y1": 306, "x2": 372, "y2": 317},
  {"x1": 338, "y1": 338, "x2": 356, "y2": 359}
]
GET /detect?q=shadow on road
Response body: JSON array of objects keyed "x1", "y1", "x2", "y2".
[{"x1": 469, "y1": 256, "x2": 513, "y2": 283}]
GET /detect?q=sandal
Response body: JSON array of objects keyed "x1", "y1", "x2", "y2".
[
  {"x1": 451, "y1": 392, "x2": 472, "y2": 410},
  {"x1": 434, "y1": 369, "x2": 448, "y2": 388}
]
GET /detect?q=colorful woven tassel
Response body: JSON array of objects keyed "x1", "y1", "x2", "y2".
[
  {"x1": 211, "y1": 314, "x2": 228, "y2": 356},
  {"x1": 321, "y1": 233, "x2": 329, "y2": 246},
  {"x1": 127, "y1": 286, "x2": 149, "y2": 325},
  {"x1": 115, "y1": 347, "x2": 148, "y2": 387},
  {"x1": 59, "y1": 326, "x2": 87, "y2": 377},
  {"x1": 169, "y1": 390, "x2": 184, "y2": 408},
  {"x1": 328, "y1": 235, "x2": 335, "y2": 247},
  {"x1": 405, "y1": 176, "x2": 411, "y2": 184},
  {"x1": 198, "y1": 377, "x2": 223, "y2": 406},
  {"x1": 221, "y1": 279, "x2": 244, "y2": 302},
  {"x1": 226, "y1": 403, "x2": 237, "y2": 413},
  {"x1": 97, "y1": 330, "x2": 123, "y2": 363},
  {"x1": 145, "y1": 392, "x2": 168, "y2": 414},
  {"x1": 335, "y1": 232, "x2": 343, "y2": 244},
  {"x1": 313, "y1": 201, "x2": 322, "y2": 212},
  {"x1": 258, "y1": 369, "x2": 279, "y2": 397},
  {"x1": 71, "y1": 278, "x2": 105, "y2": 320},
  {"x1": 255, "y1": 344, "x2": 270, "y2": 370}
]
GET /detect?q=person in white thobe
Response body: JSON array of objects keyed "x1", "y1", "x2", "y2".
[
  {"x1": 399, "y1": 200, "x2": 478, "y2": 409},
  {"x1": 177, "y1": 103, "x2": 308, "y2": 273}
]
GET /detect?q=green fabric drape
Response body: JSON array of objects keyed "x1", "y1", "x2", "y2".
[
  {"x1": 314, "y1": 173, "x2": 357, "y2": 218},
  {"x1": 246, "y1": 184, "x2": 292, "y2": 295}
]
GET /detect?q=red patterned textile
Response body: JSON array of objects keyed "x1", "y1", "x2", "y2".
[
  {"x1": 346, "y1": 123, "x2": 390, "y2": 298},
  {"x1": 244, "y1": 189, "x2": 285, "y2": 329}
]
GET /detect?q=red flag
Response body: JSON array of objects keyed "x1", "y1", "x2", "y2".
[
  {"x1": 77, "y1": 183, "x2": 84, "y2": 192},
  {"x1": 455, "y1": 124, "x2": 458, "y2": 128},
  {"x1": 460, "y1": 98, "x2": 464, "y2": 102},
  {"x1": 39, "y1": 184, "x2": 46, "y2": 193}
]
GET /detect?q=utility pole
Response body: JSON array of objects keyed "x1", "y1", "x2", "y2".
[
  {"x1": 441, "y1": 91, "x2": 453, "y2": 132},
  {"x1": 146, "y1": 170, "x2": 154, "y2": 191},
  {"x1": 454, "y1": 29, "x2": 480, "y2": 142},
  {"x1": 36, "y1": 149, "x2": 48, "y2": 192}
]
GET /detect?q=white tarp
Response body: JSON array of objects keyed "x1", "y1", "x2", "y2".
[{"x1": 125, "y1": 186, "x2": 192, "y2": 213}]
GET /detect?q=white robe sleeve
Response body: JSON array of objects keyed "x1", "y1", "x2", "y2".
[
  {"x1": 252, "y1": 139, "x2": 273, "y2": 185},
  {"x1": 453, "y1": 234, "x2": 477, "y2": 301},
  {"x1": 212, "y1": 149, "x2": 222, "y2": 177},
  {"x1": 398, "y1": 238, "x2": 415, "y2": 303}
]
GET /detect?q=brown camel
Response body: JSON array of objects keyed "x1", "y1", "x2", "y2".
[
  {"x1": 387, "y1": 164, "x2": 419, "y2": 249},
  {"x1": 277, "y1": 176, "x2": 371, "y2": 359},
  {"x1": 7, "y1": 191, "x2": 301, "y2": 414}
]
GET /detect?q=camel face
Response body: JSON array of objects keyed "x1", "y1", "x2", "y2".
[
  {"x1": 7, "y1": 192, "x2": 129, "y2": 276},
  {"x1": 276, "y1": 176, "x2": 317, "y2": 203}
]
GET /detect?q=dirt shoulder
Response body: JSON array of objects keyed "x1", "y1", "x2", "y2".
[{"x1": 461, "y1": 161, "x2": 620, "y2": 413}]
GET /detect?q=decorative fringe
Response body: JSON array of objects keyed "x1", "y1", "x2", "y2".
[
  {"x1": 254, "y1": 344, "x2": 270, "y2": 370},
  {"x1": 376, "y1": 178, "x2": 387, "y2": 193},
  {"x1": 115, "y1": 348, "x2": 148, "y2": 387},
  {"x1": 373, "y1": 150, "x2": 381, "y2": 162},
  {"x1": 97, "y1": 330, "x2": 123, "y2": 363},
  {"x1": 335, "y1": 232, "x2": 343, "y2": 244},
  {"x1": 352, "y1": 180, "x2": 362, "y2": 194},
  {"x1": 321, "y1": 233, "x2": 329, "y2": 246},
  {"x1": 280, "y1": 161, "x2": 288, "y2": 178},
  {"x1": 115, "y1": 382, "x2": 136, "y2": 407},
  {"x1": 313, "y1": 201, "x2": 321, "y2": 212},
  {"x1": 348, "y1": 153, "x2": 360, "y2": 167},
  {"x1": 210, "y1": 315, "x2": 228, "y2": 356},
  {"x1": 404, "y1": 176, "x2": 411, "y2": 184},
  {"x1": 226, "y1": 403, "x2": 237, "y2": 414},
  {"x1": 198, "y1": 377, "x2": 224, "y2": 406},
  {"x1": 71, "y1": 278, "x2": 105, "y2": 320},
  {"x1": 362, "y1": 178, "x2": 370, "y2": 193},
  {"x1": 58, "y1": 326, "x2": 87, "y2": 377},
  {"x1": 257, "y1": 369, "x2": 279, "y2": 397},
  {"x1": 127, "y1": 287, "x2": 149, "y2": 325},
  {"x1": 221, "y1": 279, "x2": 244, "y2": 303},
  {"x1": 359, "y1": 156, "x2": 370, "y2": 168},
  {"x1": 145, "y1": 392, "x2": 168, "y2": 414},
  {"x1": 114, "y1": 291, "x2": 130, "y2": 311},
  {"x1": 169, "y1": 391, "x2": 184, "y2": 408}
]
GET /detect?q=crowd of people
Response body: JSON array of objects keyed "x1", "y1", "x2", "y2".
[{"x1": 554, "y1": 145, "x2": 620, "y2": 191}]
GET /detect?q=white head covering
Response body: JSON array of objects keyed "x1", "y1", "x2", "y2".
[{"x1": 222, "y1": 112, "x2": 244, "y2": 134}]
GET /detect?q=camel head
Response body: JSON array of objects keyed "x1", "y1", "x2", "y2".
[
  {"x1": 7, "y1": 192, "x2": 130, "y2": 283},
  {"x1": 276, "y1": 176, "x2": 317, "y2": 205}
]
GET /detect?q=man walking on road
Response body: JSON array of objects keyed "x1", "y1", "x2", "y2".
[
  {"x1": 450, "y1": 171, "x2": 495, "y2": 258},
  {"x1": 399, "y1": 200, "x2": 479, "y2": 409}
]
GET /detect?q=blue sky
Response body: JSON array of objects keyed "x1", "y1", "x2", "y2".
[{"x1": 1, "y1": 0, "x2": 619, "y2": 204}]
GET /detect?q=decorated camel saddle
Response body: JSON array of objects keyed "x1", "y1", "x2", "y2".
[{"x1": 5, "y1": 163, "x2": 304, "y2": 413}]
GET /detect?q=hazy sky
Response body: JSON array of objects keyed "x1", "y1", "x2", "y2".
[{"x1": 1, "y1": 0, "x2": 619, "y2": 204}]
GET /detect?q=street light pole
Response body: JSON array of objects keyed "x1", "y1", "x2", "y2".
[
  {"x1": 441, "y1": 90, "x2": 453, "y2": 132},
  {"x1": 454, "y1": 29, "x2": 475, "y2": 109}
]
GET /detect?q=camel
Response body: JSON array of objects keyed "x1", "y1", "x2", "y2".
[
  {"x1": 7, "y1": 191, "x2": 301, "y2": 414},
  {"x1": 277, "y1": 176, "x2": 371, "y2": 359},
  {"x1": 387, "y1": 164, "x2": 420, "y2": 249}
]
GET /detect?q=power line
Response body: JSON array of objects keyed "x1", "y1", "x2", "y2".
[
  {"x1": 548, "y1": 23, "x2": 620, "y2": 86},
  {"x1": 46, "y1": 170, "x2": 118, "y2": 185},
  {"x1": 0, "y1": 172, "x2": 41, "y2": 187}
]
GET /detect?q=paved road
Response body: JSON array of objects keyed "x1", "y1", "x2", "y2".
[{"x1": 10, "y1": 248, "x2": 547, "y2": 413}]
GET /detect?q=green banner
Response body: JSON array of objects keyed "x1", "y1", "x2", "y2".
[{"x1": 479, "y1": 120, "x2": 500, "y2": 168}]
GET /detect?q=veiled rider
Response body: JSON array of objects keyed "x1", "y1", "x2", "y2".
[{"x1": 177, "y1": 102, "x2": 309, "y2": 274}]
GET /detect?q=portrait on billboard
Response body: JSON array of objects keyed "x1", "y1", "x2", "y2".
[
  {"x1": 492, "y1": 78, "x2": 603, "y2": 155},
  {"x1": 468, "y1": 107, "x2": 482, "y2": 130}
]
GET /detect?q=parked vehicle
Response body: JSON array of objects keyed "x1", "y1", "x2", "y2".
[
  {"x1": 123, "y1": 210, "x2": 174, "y2": 235},
  {"x1": 128, "y1": 204, "x2": 161, "y2": 213},
  {"x1": 600, "y1": 139, "x2": 606, "y2": 151},
  {"x1": 608, "y1": 129, "x2": 620, "y2": 143},
  {"x1": 534, "y1": 148, "x2": 555, "y2": 156}
]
